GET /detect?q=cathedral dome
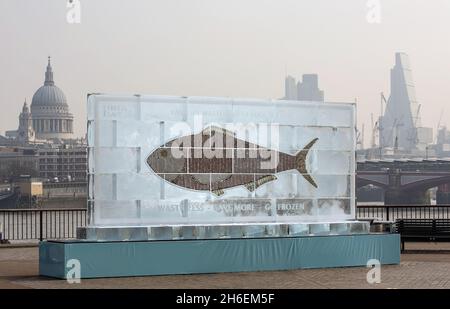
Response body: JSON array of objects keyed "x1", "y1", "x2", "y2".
[
  {"x1": 31, "y1": 57, "x2": 68, "y2": 109},
  {"x1": 31, "y1": 84, "x2": 67, "y2": 107},
  {"x1": 29, "y1": 57, "x2": 74, "y2": 140}
]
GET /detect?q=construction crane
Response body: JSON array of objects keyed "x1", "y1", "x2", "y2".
[
  {"x1": 356, "y1": 124, "x2": 365, "y2": 150},
  {"x1": 370, "y1": 113, "x2": 379, "y2": 149},
  {"x1": 380, "y1": 92, "x2": 388, "y2": 117},
  {"x1": 408, "y1": 104, "x2": 421, "y2": 145},
  {"x1": 435, "y1": 108, "x2": 445, "y2": 144},
  {"x1": 379, "y1": 92, "x2": 388, "y2": 148}
]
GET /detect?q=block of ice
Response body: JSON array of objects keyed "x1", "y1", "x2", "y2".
[
  {"x1": 273, "y1": 101, "x2": 318, "y2": 126},
  {"x1": 292, "y1": 126, "x2": 354, "y2": 152},
  {"x1": 116, "y1": 172, "x2": 162, "y2": 200},
  {"x1": 318, "y1": 199, "x2": 352, "y2": 216},
  {"x1": 140, "y1": 95, "x2": 187, "y2": 122},
  {"x1": 232, "y1": 98, "x2": 276, "y2": 123},
  {"x1": 187, "y1": 97, "x2": 233, "y2": 123},
  {"x1": 310, "y1": 150, "x2": 352, "y2": 175},
  {"x1": 317, "y1": 104, "x2": 354, "y2": 127},
  {"x1": 140, "y1": 200, "x2": 190, "y2": 224},
  {"x1": 92, "y1": 200, "x2": 140, "y2": 226},
  {"x1": 91, "y1": 95, "x2": 140, "y2": 121},
  {"x1": 92, "y1": 174, "x2": 114, "y2": 200},
  {"x1": 87, "y1": 94, "x2": 356, "y2": 227},
  {"x1": 93, "y1": 147, "x2": 140, "y2": 174},
  {"x1": 116, "y1": 120, "x2": 161, "y2": 148}
]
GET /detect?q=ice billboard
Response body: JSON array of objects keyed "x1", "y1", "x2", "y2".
[{"x1": 87, "y1": 95, "x2": 356, "y2": 226}]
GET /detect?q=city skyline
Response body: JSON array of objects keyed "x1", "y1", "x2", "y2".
[{"x1": 1, "y1": 0, "x2": 450, "y2": 146}]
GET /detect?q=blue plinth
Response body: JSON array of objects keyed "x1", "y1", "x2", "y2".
[{"x1": 39, "y1": 233, "x2": 400, "y2": 279}]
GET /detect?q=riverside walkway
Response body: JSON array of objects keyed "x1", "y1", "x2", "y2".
[{"x1": 2, "y1": 243, "x2": 450, "y2": 289}]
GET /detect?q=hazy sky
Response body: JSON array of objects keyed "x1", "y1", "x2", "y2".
[{"x1": 1, "y1": 0, "x2": 449, "y2": 146}]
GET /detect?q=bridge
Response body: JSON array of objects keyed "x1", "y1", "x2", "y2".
[{"x1": 357, "y1": 159, "x2": 450, "y2": 204}]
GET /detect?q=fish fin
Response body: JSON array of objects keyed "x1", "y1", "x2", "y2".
[
  {"x1": 202, "y1": 125, "x2": 235, "y2": 137},
  {"x1": 256, "y1": 175, "x2": 277, "y2": 188},
  {"x1": 245, "y1": 175, "x2": 277, "y2": 192},
  {"x1": 212, "y1": 189, "x2": 225, "y2": 196},
  {"x1": 295, "y1": 138, "x2": 319, "y2": 188},
  {"x1": 245, "y1": 182, "x2": 256, "y2": 192}
]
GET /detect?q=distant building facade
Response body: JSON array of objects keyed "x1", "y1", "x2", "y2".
[
  {"x1": 284, "y1": 75, "x2": 297, "y2": 100},
  {"x1": 297, "y1": 74, "x2": 324, "y2": 101},
  {"x1": 37, "y1": 145, "x2": 87, "y2": 181},
  {"x1": 436, "y1": 127, "x2": 450, "y2": 156},
  {"x1": 283, "y1": 74, "x2": 324, "y2": 101},
  {"x1": 0, "y1": 147, "x2": 39, "y2": 180},
  {"x1": 12, "y1": 100, "x2": 36, "y2": 143},
  {"x1": 379, "y1": 53, "x2": 433, "y2": 152},
  {"x1": 5, "y1": 57, "x2": 74, "y2": 143},
  {"x1": 0, "y1": 57, "x2": 87, "y2": 183},
  {"x1": 31, "y1": 57, "x2": 74, "y2": 140},
  {"x1": 0, "y1": 144, "x2": 87, "y2": 182}
]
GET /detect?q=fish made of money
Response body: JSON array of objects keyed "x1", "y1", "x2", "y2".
[{"x1": 147, "y1": 126, "x2": 318, "y2": 196}]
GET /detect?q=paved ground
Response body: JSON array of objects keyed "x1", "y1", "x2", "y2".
[{"x1": 2, "y1": 242, "x2": 450, "y2": 289}]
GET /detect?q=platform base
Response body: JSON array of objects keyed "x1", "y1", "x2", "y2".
[{"x1": 39, "y1": 233, "x2": 400, "y2": 279}]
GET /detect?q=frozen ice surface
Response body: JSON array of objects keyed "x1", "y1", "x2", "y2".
[
  {"x1": 116, "y1": 121, "x2": 161, "y2": 148},
  {"x1": 88, "y1": 94, "x2": 356, "y2": 226},
  {"x1": 140, "y1": 200, "x2": 191, "y2": 224},
  {"x1": 116, "y1": 172, "x2": 162, "y2": 200},
  {"x1": 92, "y1": 174, "x2": 114, "y2": 200},
  {"x1": 92, "y1": 200, "x2": 140, "y2": 225},
  {"x1": 89, "y1": 119, "x2": 162, "y2": 148},
  {"x1": 162, "y1": 121, "x2": 196, "y2": 147},
  {"x1": 90, "y1": 95, "x2": 140, "y2": 121},
  {"x1": 309, "y1": 223, "x2": 331, "y2": 235},
  {"x1": 273, "y1": 101, "x2": 318, "y2": 126},
  {"x1": 276, "y1": 126, "x2": 354, "y2": 154},
  {"x1": 310, "y1": 151, "x2": 352, "y2": 175},
  {"x1": 255, "y1": 173, "x2": 350, "y2": 198},
  {"x1": 140, "y1": 95, "x2": 187, "y2": 122},
  {"x1": 162, "y1": 175, "x2": 212, "y2": 202},
  {"x1": 318, "y1": 199, "x2": 352, "y2": 216},
  {"x1": 293, "y1": 126, "x2": 354, "y2": 152},
  {"x1": 93, "y1": 147, "x2": 140, "y2": 174},
  {"x1": 232, "y1": 99, "x2": 276, "y2": 123},
  {"x1": 317, "y1": 103, "x2": 354, "y2": 127},
  {"x1": 187, "y1": 97, "x2": 233, "y2": 123}
]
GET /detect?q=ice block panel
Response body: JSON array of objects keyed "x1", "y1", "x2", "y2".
[
  {"x1": 140, "y1": 95, "x2": 187, "y2": 122},
  {"x1": 87, "y1": 94, "x2": 356, "y2": 226},
  {"x1": 93, "y1": 147, "x2": 140, "y2": 174},
  {"x1": 317, "y1": 104, "x2": 354, "y2": 127},
  {"x1": 187, "y1": 97, "x2": 233, "y2": 123},
  {"x1": 273, "y1": 101, "x2": 319, "y2": 126}
]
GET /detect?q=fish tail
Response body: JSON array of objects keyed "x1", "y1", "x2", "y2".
[{"x1": 295, "y1": 138, "x2": 318, "y2": 188}]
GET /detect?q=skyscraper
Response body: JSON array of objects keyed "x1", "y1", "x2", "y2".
[
  {"x1": 284, "y1": 75, "x2": 297, "y2": 100},
  {"x1": 283, "y1": 74, "x2": 324, "y2": 101},
  {"x1": 297, "y1": 74, "x2": 324, "y2": 102},
  {"x1": 379, "y1": 53, "x2": 422, "y2": 151}
]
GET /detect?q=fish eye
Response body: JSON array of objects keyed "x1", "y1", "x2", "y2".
[{"x1": 160, "y1": 149, "x2": 168, "y2": 158}]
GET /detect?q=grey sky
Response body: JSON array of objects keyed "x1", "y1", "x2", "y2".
[{"x1": 1, "y1": 0, "x2": 449, "y2": 145}]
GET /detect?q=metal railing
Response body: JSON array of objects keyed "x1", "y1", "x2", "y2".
[
  {"x1": 0, "y1": 208, "x2": 87, "y2": 241},
  {"x1": 356, "y1": 205, "x2": 450, "y2": 221},
  {"x1": 2, "y1": 205, "x2": 450, "y2": 241}
]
